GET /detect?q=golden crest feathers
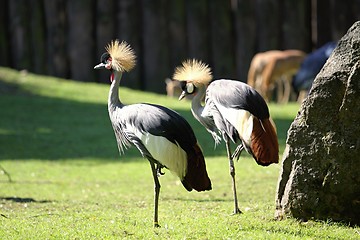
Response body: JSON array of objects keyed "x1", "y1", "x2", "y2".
[
  {"x1": 105, "y1": 40, "x2": 136, "y2": 72},
  {"x1": 173, "y1": 59, "x2": 213, "y2": 85}
]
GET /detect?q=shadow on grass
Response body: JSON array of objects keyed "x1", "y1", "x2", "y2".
[
  {"x1": 165, "y1": 197, "x2": 231, "y2": 203},
  {"x1": 0, "y1": 196, "x2": 53, "y2": 203},
  {"x1": 0, "y1": 80, "x2": 294, "y2": 162},
  {"x1": 0, "y1": 80, "x2": 221, "y2": 161}
]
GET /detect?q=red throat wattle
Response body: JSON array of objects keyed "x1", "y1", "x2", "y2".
[{"x1": 110, "y1": 73, "x2": 114, "y2": 82}]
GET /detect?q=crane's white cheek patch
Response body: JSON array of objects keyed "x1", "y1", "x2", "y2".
[
  {"x1": 134, "y1": 130, "x2": 188, "y2": 179},
  {"x1": 217, "y1": 106, "x2": 253, "y2": 145}
]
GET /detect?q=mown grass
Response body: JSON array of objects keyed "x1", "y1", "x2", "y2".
[{"x1": 0, "y1": 67, "x2": 359, "y2": 239}]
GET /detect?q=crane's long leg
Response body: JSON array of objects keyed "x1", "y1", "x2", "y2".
[
  {"x1": 225, "y1": 137, "x2": 242, "y2": 214},
  {"x1": 149, "y1": 161, "x2": 161, "y2": 227}
]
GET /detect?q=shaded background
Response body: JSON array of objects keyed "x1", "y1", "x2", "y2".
[{"x1": 1, "y1": 0, "x2": 359, "y2": 93}]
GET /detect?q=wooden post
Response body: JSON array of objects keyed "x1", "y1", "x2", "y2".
[
  {"x1": 43, "y1": 0, "x2": 69, "y2": 78},
  {"x1": 67, "y1": 0, "x2": 95, "y2": 82}
]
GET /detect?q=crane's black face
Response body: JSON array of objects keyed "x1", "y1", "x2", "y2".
[
  {"x1": 179, "y1": 82, "x2": 196, "y2": 100},
  {"x1": 94, "y1": 52, "x2": 112, "y2": 70}
]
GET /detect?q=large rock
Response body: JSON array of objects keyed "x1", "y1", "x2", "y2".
[{"x1": 275, "y1": 21, "x2": 360, "y2": 225}]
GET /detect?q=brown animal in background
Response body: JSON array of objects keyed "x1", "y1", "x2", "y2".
[
  {"x1": 247, "y1": 50, "x2": 283, "y2": 88},
  {"x1": 165, "y1": 78, "x2": 182, "y2": 98},
  {"x1": 248, "y1": 50, "x2": 306, "y2": 103}
]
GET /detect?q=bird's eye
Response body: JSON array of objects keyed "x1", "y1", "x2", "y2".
[{"x1": 186, "y1": 83, "x2": 195, "y2": 94}]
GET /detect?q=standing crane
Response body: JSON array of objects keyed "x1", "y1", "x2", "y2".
[
  {"x1": 173, "y1": 59, "x2": 279, "y2": 214},
  {"x1": 94, "y1": 41, "x2": 212, "y2": 227}
]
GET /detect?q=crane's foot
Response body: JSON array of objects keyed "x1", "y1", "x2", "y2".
[
  {"x1": 231, "y1": 145, "x2": 244, "y2": 161},
  {"x1": 231, "y1": 208, "x2": 242, "y2": 215},
  {"x1": 154, "y1": 222, "x2": 161, "y2": 228}
]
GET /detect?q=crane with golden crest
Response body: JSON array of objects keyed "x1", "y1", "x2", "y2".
[
  {"x1": 173, "y1": 59, "x2": 279, "y2": 214},
  {"x1": 94, "y1": 41, "x2": 212, "y2": 227}
]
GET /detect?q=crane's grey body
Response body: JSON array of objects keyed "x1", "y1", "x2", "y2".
[
  {"x1": 111, "y1": 103, "x2": 196, "y2": 149},
  {"x1": 203, "y1": 80, "x2": 270, "y2": 150},
  {"x1": 191, "y1": 79, "x2": 268, "y2": 146},
  {"x1": 109, "y1": 102, "x2": 197, "y2": 170},
  {"x1": 108, "y1": 71, "x2": 199, "y2": 182},
  {"x1": 206, "y1": 80, "x2": 270, "y2": 120}
]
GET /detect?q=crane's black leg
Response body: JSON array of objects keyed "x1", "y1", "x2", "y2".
[
  {"x1": 225, "y1": 137, "x2": 242, "y2": 214},
  {"x1": 149, "y1": 161, "x2": 161, "y2": 227}
]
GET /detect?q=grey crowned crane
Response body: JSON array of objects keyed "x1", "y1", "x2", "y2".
[
  {"x1": 94, "y1": 41, "x2": 211, "y2": 227},
  {"x1": 173, "y1": 59, "x2": 279, "y2": 214}
]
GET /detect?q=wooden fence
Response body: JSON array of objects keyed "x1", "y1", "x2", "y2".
[{"x1": 0, "y1": 0, "x2": 359, "y2": 93}]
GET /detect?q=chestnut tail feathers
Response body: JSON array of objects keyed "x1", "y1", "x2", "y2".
[
  {"x1": 182, "y1": 143, "x2": 212, "y2": 191},
  {"x1": 250, "y1": 118, "x2": 279, "y2": 166}
]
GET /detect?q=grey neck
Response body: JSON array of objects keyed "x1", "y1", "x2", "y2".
[
  {"x1": 191, "y1": 85, "x2": 206, "y2": 120},
  {"x1": 108, "y1": 71, "x2": 123, "y2": 112}
]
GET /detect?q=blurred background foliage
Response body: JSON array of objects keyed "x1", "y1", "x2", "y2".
[{"x1": 0, "y1": 0, "x2": 359, "y2": 93}]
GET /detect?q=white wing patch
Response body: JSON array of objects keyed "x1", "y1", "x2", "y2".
[
  {"x1": 216, "y1": 104, "x2": 253, "y2": 146},
  {"x1": 128, "y1": 124, "x2": 188, "y2": 179}
]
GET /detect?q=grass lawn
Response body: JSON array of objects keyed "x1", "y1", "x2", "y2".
[{"x1": 0, "y1": 67, "x2": 359, "y2": 239}]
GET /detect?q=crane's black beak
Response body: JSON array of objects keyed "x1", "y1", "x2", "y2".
[
  {"x1": 94, "y1": 63, "x2": 106, "y2": 70},
  {"x1": 178, "y1": 91, "x2": 187, "y2": 101}
]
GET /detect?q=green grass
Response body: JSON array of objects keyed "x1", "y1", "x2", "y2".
[{"x1": 0, "y1": 67, "x2": 358, "y2": 239}]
